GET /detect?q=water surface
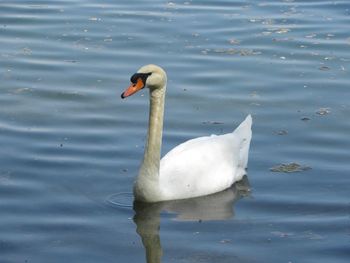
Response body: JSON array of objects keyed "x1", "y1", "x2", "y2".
[{"x1": 0, "y1": 0, "x2": 349, "y2": 262}]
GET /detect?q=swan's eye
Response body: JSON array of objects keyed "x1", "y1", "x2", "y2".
[{"x1": 130, "y1": 72, "x2": 152, "y2": 84}]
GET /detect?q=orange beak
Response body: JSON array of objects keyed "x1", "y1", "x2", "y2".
[{"x1": 121, "y1": 78, "x2": 145, "y2": 99}]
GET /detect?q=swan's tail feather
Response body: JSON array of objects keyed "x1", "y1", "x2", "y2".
[{"x1": 233, "y1": 115, "x2": 252, "y2": 170}]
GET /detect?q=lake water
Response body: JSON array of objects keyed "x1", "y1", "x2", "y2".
[{"x1": 0, "y1": 0, "x2": 349, "y2": 262}]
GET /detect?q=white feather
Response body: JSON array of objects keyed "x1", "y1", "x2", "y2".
[
  {"x1": 123, "y1": 65, "x2": 253, "y2": 202},
  {"x1": 159, "y1": 115, "x2": 252, "y2": 200}
]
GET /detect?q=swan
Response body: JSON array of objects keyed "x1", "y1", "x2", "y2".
[{"x1": 121, "y1": 64, "x2": 252, "y2": 202}]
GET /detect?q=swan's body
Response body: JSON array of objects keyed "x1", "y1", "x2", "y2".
[{"x1": 121, "y1": 64, "x2": 252, "y2": 202}]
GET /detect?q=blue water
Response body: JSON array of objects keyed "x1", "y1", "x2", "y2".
[{"x1": 0, "y1": 0, "x2": 349, "y2": 262}]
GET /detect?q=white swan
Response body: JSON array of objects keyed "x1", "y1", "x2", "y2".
[{"x1": 121, "y1": 64, "x2": 252, "y2": 202}]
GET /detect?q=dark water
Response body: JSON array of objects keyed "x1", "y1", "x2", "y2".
[{"x1": 1, "y1": 0, "x2": 349, "y2": 262}]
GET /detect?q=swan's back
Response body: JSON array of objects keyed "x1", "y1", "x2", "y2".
[{"x1": 159, "y1": 115, "x2": 252, "y2": 201}]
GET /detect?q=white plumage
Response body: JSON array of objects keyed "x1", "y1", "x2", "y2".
[
  {"x1": 121, "y1": 64, "x2": 252, "y2": 202},
  {"x1": 160, "y1": 115, "x2": 252, "y2": 200}
]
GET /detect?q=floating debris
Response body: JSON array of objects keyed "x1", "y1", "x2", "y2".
[
  {"x1": 214, "y1": 48, "x2": 239, "y2": 55},
  {"x1": 202, "y1": 121, "x2": 224, "y2": 125},
  {"x1": 203, "y1": 48, "x2": 261, "y2": 56},
  {"x1": 301, "y1": 117, "x2": 311, "y2": 121},
  {"x1": 21, "y1": 47, "x2": 32, "y2": 55},
  {"x1": 240, "y1": 49, "x2": 261, "y2": 56},
  {"x1": 319, "y1": 66, "x2": 330, "y2": 71},
  {"x1": 274, "y1": 130, "x2": 288, "y2": 135},
  {"x1": 270, "y1": 163, "x2": 311, "y2": 173},
  {"x1": 273, "y1": 37, "x2": 294, "y2": 42},
  {"x1": 316, "y1": 107, "x2": 331, "y2": 115}
]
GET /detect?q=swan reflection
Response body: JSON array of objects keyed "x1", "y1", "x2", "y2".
[{"x1": 133, "y1": 176, "x2": 250, "y2": 263}]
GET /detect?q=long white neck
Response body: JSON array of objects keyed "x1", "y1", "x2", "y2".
[{"x1": 139, "y1": 87, "x2": 166, "y2": 182}]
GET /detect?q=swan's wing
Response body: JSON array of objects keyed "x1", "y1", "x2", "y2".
[
  {"x1": 233, "y1": 114, "x2": 252, "y2": 169},
  {"x1": 159, "y1": 115, "x2": 252, "y2": 200}
]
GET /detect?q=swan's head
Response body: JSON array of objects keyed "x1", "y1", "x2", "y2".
[{"x1": 121, "y1": 64, "x2": 167, "y2": 99}]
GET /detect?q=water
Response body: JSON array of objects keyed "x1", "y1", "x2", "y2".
[{"x1": 0, "y1": 0, "x2": 349, "y2": 262}]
